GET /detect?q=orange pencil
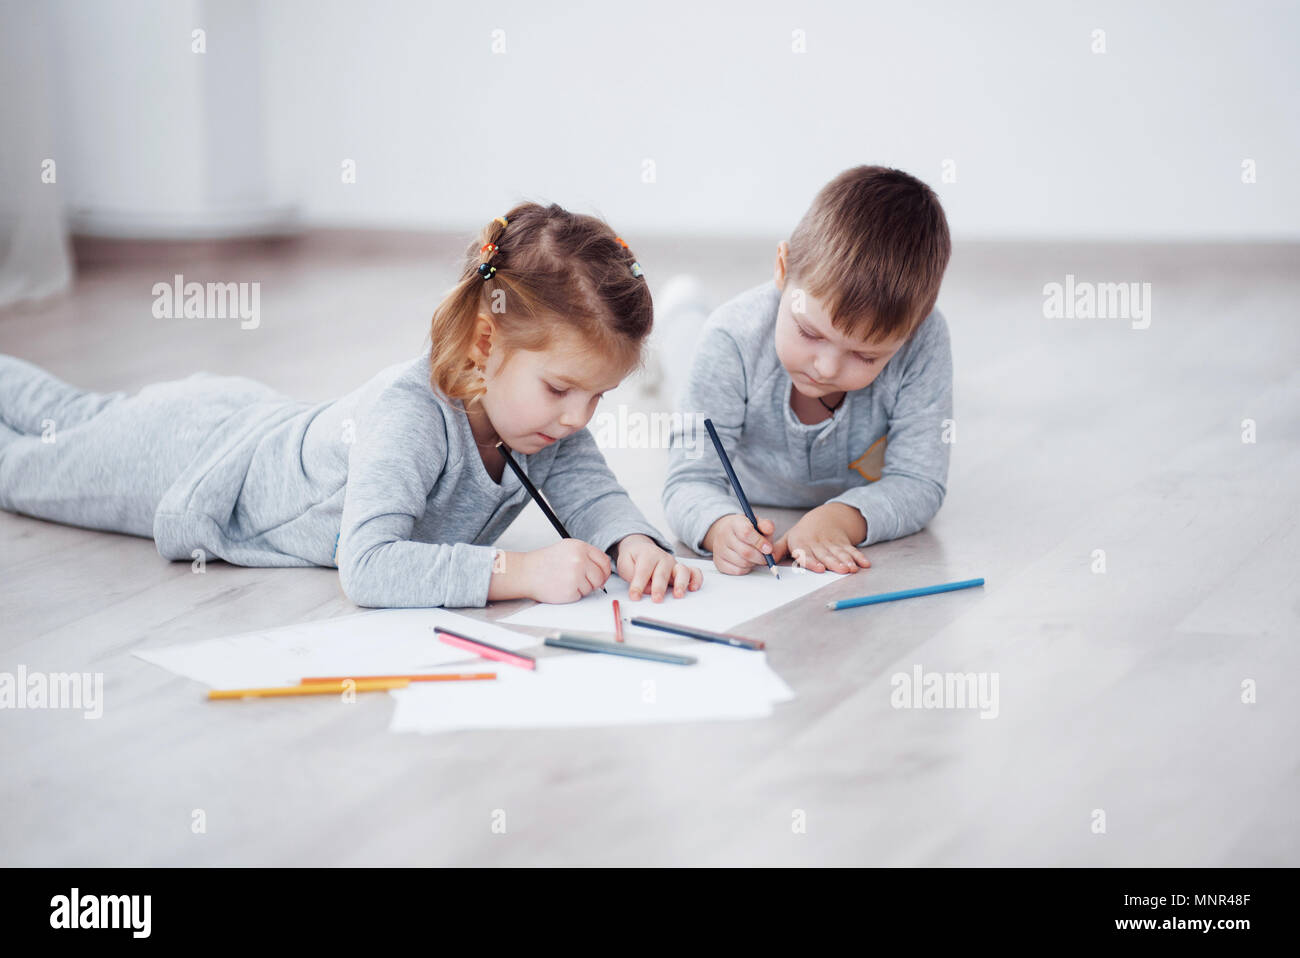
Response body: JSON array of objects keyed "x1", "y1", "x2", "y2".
[
  {"x1": 300, "y1": 672, "x2": 496, "y2": 684},
  {"x1": 612, "y1": 599, "x2": 624, "y2": 642},
  {"x1": 208, "y1": 678, "x2": 409, "y2": 700}
]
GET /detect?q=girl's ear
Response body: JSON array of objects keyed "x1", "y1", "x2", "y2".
[{"x1": 469, "y1": 313, "x2": 496, "y2": 366}]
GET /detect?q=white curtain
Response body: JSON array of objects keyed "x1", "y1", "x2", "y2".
[{"x1": 0, "y1": 0, "x2": 74, "y2": 309}]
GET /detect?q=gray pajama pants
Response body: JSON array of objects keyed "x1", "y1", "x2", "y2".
[{"x1": 0, "y1": 355, "x2": 265, "y2": 538}]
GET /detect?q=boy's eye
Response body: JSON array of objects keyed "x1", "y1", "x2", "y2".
[
  {"x1": 797, "y1": 324, "x2": 819, "y2": 341},
  {"x1": 546, "y1": 383, "x2": 568, "y2": 397},
  {"x1": 855, "y1": 355, "x2": 877, "y2": 365}
]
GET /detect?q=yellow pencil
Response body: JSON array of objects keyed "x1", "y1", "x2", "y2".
[{"x1": 207, "y1": 678, "x2": 410, "y2": 700}]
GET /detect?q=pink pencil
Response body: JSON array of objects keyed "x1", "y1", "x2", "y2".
[{"x1": 435, "y1": 626, "x2": 536, "y2": 671}]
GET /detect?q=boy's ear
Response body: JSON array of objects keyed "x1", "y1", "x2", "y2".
[
  {"x1": 773, "y1": 241, "x2": 790, "y2": 291},
  {"x1": 469, "y1": 313, "x2": 495, "y2": 365}
]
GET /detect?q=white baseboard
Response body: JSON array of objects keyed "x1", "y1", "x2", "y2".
[{"x1": 69, "y1": 205, "x2": 302, "y2": 240}]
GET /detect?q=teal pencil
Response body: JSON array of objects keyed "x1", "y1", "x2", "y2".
[
  {"x1": 545, "y1": 633, "x2": 697, "y2": 665},
  {"x1": 826, "y1": 577, "x2": 985, "y2": 610}
]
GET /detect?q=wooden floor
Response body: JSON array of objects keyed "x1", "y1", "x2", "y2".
[{"x1": 1, "y1": 232, "x2": 1297, "y2": 866}]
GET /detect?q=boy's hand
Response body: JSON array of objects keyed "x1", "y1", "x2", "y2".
[
  {"x1": 770, "y1": 503, "x2": 871, "y2": 575},
  {"x1": 702, "y1": 513, "x2": 778, "y2": 576},
  {"x1": 522, "y1": 538, "x2": 612, "y2": 604},
  {"x1": 614, "y1": 534, "x2": 703, "y2": 601}
]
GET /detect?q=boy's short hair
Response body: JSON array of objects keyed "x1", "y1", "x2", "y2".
[{"x1": 786, "y1": 165, "x2": 951, "y2": 344}]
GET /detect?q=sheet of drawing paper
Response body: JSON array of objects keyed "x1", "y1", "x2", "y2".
[
  {"x1": 134, "y1": 608, "x2": 536, "y2": 689},
  {"x1": 499, "y1": 557, "x2": 846, "y2": 635},
  {"x1": 388, "y1": 639, "x2": 795, "y2": 734}
]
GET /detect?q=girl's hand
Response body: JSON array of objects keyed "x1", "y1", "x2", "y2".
[
  {"x1": 770, "y1": 503, "x2": 871, "y2": 575},
  {"x1": 614, "y1": 534, "x2": 703, "y2": 601},
  {"x1": 523, "y1": 538, "x2": 612, "y2": 604}
]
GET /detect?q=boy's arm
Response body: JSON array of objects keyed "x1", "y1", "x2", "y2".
[
  {"x1": 661, "y1": 325, "x2": 750, "y2": 556},
  {"x1": 337, "y1": 388, "x2": 498, "y2": 608},
  {"x1": 539, "y1": 426, "x2": 674, "y2": 560},
  {"x1": 826, "y1": 310, "x2": 954, "y2": 546}
]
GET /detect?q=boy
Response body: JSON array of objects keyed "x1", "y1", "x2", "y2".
[{"x1": 661, "y1": 165, "x2": 952, "y2": 575}]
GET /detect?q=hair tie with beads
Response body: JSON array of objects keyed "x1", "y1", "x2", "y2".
[
  {"x1": 478, "y1": 263, "x2": 497, "y2": 281},
  {"x1": 495, "y1": 216, "x2": 509, "y2": 228},
  {"x1": 614, "y1": 236, "x2": 646, "y2": 279}
]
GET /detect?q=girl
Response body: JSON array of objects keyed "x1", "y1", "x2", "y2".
[{"x1": 0, "y1": 202, "x2": 703, "y2": 608}]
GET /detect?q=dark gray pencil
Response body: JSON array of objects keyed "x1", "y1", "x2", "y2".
[
  {"x1": 497, "y1": 441, "x2": 607, "y2": 595},
  {"x1": 702, "y1": 418, "x2": 779, "y2": 579}
]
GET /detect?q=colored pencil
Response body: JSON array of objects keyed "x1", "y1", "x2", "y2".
[
  {"x1": 826, "y1": 577, "x2": 985, "y2": 611},
  {"x1": 497, "y1": 440, "x2": 608, "y2": 594},
  {"x1": 628, "y1": 616, "x2": 765, "y2": 651},
  {"x1": 545, "y1": 633, "x2": 697, "y2": 665},
  {"x1": 300, "y1": 672, "x2": 496, "y2": 684},
  {"x1": 435, "y1": 626, "x2": 537, "y2": 670},
  {"x1": 612, "y1": 599, "x2": 624, "y2": 642},
  {"x1": 702, "y1": 418, "x2": 779, "y2": 579},
  {"x1": 208, "y1": 678, "x2": 409, "y2": 700}
]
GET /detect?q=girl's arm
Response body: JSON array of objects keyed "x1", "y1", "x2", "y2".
[
  {"x1": 539, "y1": 426, "x2": 673, "y2": 557},
  {"x1": 336, "y1": 388, "x2": 502, "y2": 608}
]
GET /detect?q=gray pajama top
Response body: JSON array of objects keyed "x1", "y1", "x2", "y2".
[{"x1": 661, "y1": 281, "x2": 953, "y2": 555}]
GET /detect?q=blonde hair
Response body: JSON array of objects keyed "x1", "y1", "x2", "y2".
[
  {"x1": 430, "y1": 202, "x2": 652, "y2": 406},
  {"x1": 786, "y1": 165, "x2": 951, "y2": 343}
]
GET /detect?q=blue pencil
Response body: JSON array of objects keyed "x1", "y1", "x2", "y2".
[
  {"x1": 702, "y1": 418, "x2": 779, "y2": 579},
  {"x1": 826, "y1": 577, "x2": 985, "y2": 610}
]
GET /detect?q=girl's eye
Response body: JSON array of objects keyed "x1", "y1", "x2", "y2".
[
  {"x1": 546, "y1": 384, "x2": 568, "y2": 397},
  {"x1": 797, "y1": 325, "x2": 819, "y2": 341},
  {"x1": 855, "y1": 355, "x2": 877, "y2": 365}
]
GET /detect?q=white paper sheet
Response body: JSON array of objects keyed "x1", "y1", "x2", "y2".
[
  {"x1": 134, "y1": 608, "x2": 536, "y2": 689},
  {"x1": 389, "y1": 637, "x2": 795, "y2": 734},
  {"x1": 499, "y1": 556, "x2": 845, "y2": 635}
]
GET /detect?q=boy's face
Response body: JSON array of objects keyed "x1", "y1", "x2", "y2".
[{"x1": 773, "y1": 241, "x2": 908, "y2": 399}]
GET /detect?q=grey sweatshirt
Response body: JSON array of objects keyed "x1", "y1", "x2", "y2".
[
  {"x1": 158, "y1": 353, "x2": 672, "y2": 607},
  {"x1": 661, "y1": 281, "x2": 953, "y2": 556}
]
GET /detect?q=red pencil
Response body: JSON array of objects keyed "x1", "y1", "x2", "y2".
[{"x1": 612, "y1": 599, "x2": 624, "y2": 643}]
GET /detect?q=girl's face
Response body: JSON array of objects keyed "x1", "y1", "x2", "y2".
[{"x1": 478, "y1": 325, "x2": 629, "y2": 454}]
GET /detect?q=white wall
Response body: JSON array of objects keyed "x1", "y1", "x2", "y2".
[
  {"x1": 39, "y1": 0, "x2": 1300, "y2": 241},
  {"x1": 46, "y1": 0, "x2": 293, "y2": 237}
]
